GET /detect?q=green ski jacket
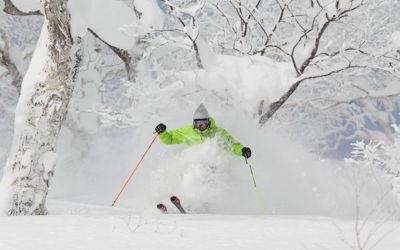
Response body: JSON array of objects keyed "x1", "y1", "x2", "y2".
[{"x1": 159, "y1": 117, "x2": 243, "y2": 156}]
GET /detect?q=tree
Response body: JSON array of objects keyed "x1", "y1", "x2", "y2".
[
  {"x1": 0, "y1": 0, "x2": 79, "y2": 215},
  {"x1": 0, "y1": 0, "x2": 42, "y2": 171},
  {"x1": 172, "y1": 0, "x2": 398, "y2": 126},
  {"x1": 0, "y1": 0, "x2": 164, "y2": 215},
  {"x1": 184, "y1": 0, "x2": 399, "y2": 156},
  {"x1": 342, "y1": 132, "x2": 400, "y2": 249},
  {"x1": 0, "y1": 27, "x2": 22, "y2": 92}
]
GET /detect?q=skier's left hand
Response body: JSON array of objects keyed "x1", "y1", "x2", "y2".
[{"x1": 242, "y1": 147, "x2": 251, "y2": 158}]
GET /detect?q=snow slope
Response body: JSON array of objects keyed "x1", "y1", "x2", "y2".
[{"x1": 0, "y1": 200, "x2": 399, "y2": 250}]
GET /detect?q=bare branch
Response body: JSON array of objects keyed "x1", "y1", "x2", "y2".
[
  {"x1": 259, "y1": 64, "x2": 361, "y2": 125},
  {"x1": 289, "y1": 7, "x2": 324, "y2": 75},
  {"x1": 299, "y1": 16, "x2": 333, "y2": 74},
  {"x1": 213, "y1": 2, "x2": 237, "y2": 34},
  {"x1": 0, "y1": 27, "x2": 23, "y2": 93},
  {"x1": 301, "y1": 65, "x2": 363, "y2": 82},
  {"x1": 285, "y1": 1, "x2": 308, "y2": 33},
  {"x1": 336, "y1": 0, "x2": 364, "y2": 20},
  {"x1": 3, "y1": 0, "x2": 42, "y2": 16},
  {"x1": 260, "y1": 2, "x2": 286, "y2": 56},
  {"x1": 87, "y1": 28, "x2": 139, "y2": 81},
  {"x1": 162, "y1": 0, "x2": 204, "y2": 68},
  {"x1": 229, "y1": 0, "x2": 248, "y2": 37},
  {"x1": 297, "y1": 0, "x2": 365, "y2": 75}
]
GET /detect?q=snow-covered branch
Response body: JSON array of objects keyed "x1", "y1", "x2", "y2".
[
  {"x1": 87, "y1": 28, "x2": 139, "y2": 82},
  {"x1": 259, "y1": 63, "x2": 361, "y2": 125},
  {"x1": 162, "y1": 0, "x2": 204, "y2": 68},
  {"x1": 0, "y1": 27, "x2": 22, "y2": 93},
  {"x1": 3, "y1": 0, "x2": 42, "y2": 16}
]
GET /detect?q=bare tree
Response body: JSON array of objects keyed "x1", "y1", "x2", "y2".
[
  {"x1": 194, "y1": 0, "x2": 397, "y2": 126},
  {"x1": 258, "y1": 0, "x2": 366, "y2": 124},
  {"x1": 341, "y1": 140, "x2": 400, "y2": 249}
]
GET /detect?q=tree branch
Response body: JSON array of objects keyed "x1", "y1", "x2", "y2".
[
  {"x1": 3, "y1": 0, "x2": 42, "y2": 16},
  {"x1": 0, "y1": 27, "x2": 23, "y2": 93},
  {"x1": 162, "y1": 0, "x2": 204, "y2": 68},
  {"x1": 259, "y1": 64, "x2": 361, "y2": 125},
  {"x1": 87, "y1": 28, "x2": 137, "y2": 81},
  {"x1": 299, "y1": 15, "x2": 333, "y2": 74},
  {"x1": 300, "y1": 91, "x2": 400, "y2": 111}
]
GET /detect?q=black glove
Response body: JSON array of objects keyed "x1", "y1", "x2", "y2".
[
  {"x1": 155, "y1": 123, "x2": 167, "y2": 134},
  {"x1": 242, "y1": 147, "x2": 251, "y2": 158}
]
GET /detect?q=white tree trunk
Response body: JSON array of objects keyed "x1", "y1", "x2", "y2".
[{"x1": 0, "y1": 0, "x2": 75, "y2": 215}]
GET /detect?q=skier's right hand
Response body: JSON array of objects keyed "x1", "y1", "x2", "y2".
[{"x1": 155, "y1": 123, "x2": 167, "y2": 134}]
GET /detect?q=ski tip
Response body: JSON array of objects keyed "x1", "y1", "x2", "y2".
[
  {"x1": 170, "y1": 196, "x2": 179, "y2": 204},
  {"x1": 157, "y1": 203, "x2": 168, "y2": 213},
  {"x1": 170, "y1": 196, "x2": 187, "y2": 214}
]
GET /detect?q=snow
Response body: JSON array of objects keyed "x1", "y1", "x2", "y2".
[
  {"x1": 44, "y1": 47, "x2": 397, "y2": 218},
  {"x1": 0, "y1": 200, "x2": 399, "y2": 250},
  {"x1": 183, "y1": 54, "x2": 295, "y2": 111},
  {"x1": 12, "y1": 0, "x2": 42, "y2": 13},
  {"x1": 135, "y1": 0, "x2": 165, "y2": 29},
  {"x1": 69, "y1": 0, "x2": 138, "y2": 49},
  {"x1": 196, "y1": 37, "x2": 217, "y2": 70},
  {"x1": 164, "y1": 0, "x2": 205, "y2": 17},
  {"x1": 68, "y1": 0, "x2": 164, "y2": 50},
  {"x1": 0, "y1": 1, "x2": 399, "y2": 248},
  {"x1": 394, "y1": 177, "x2": 400, "y2": 200},
  {"x1": 40, "y1": 151, "x2": 57, "y2": 175},
  {"x1": 50, "y1": 109, "x2": 388, "y2": 218},
  {"x1": 391, "y1": 31, "x2": 400, "y2": 49}
]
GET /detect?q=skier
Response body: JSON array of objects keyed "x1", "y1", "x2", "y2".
[
  {"x1": 154, "y1": 104, "x2": 252, "y2": 213},
  {"x1": 154, "y1": 103, "x2": 251, "y2": 159}
]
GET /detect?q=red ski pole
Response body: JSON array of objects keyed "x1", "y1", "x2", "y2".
[{"x1": 111, "y1": 133, "x2": 159, "y2": 206}]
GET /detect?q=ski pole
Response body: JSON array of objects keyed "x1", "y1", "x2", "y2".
[
  {"x1": 111, "y1": 133, "x2": 159, "y2": 207},
  {"x1": 245, "y1": 157, "x2": 265, "y2": 215}
]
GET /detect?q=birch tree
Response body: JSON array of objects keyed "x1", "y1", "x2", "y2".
[{"x1": 0, "y1": 0, "x2": 78, "y2": 215}]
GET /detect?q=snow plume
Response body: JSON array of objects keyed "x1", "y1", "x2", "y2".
[{"x1": 151, "y1": 138, "x2": 238, "y2": 213}]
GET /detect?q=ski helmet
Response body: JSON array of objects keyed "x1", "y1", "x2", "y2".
[{"x1": 193, "y1": 104, "x2": 209, "y2": 120}]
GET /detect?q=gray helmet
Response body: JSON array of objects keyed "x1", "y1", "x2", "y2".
[{"x1": 193, "y1": 103, "x2": 209, "y2": 120}]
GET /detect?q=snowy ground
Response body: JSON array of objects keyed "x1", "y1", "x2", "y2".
[{"x1": 0, "y1": 200, "x2": 399, "y2": 250}]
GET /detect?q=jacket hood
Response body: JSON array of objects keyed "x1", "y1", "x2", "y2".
[
  {"x1": 208, "y1": 117, "x2": 216, "y2": 128},
  {"x1": 193, "y1": 104, "x2": 209, "y2": 120}
]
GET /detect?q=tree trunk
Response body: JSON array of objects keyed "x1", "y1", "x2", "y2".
[{"x1": 0, "y1": 0, "x2": 76, "y2": 215}]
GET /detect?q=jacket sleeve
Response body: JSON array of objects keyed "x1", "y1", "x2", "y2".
[
  {"x1": 218, "y1": 128, "x2": 243, "y2": 156},
  {"x1": 159, "y1": 127, "x2": 190, "y2": 144}
]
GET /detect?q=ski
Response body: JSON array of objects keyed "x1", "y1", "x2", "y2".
[
  {"x1": 170, "y1": 196, "x2": 187, "y2": 214},
  {"x1": 157, "y1": 203, "x2": 168, "y2": 213}
]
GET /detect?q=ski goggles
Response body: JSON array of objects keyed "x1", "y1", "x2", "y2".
[{"x1": 194, "y1": 119, "x2": 209, "y2": 128}]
